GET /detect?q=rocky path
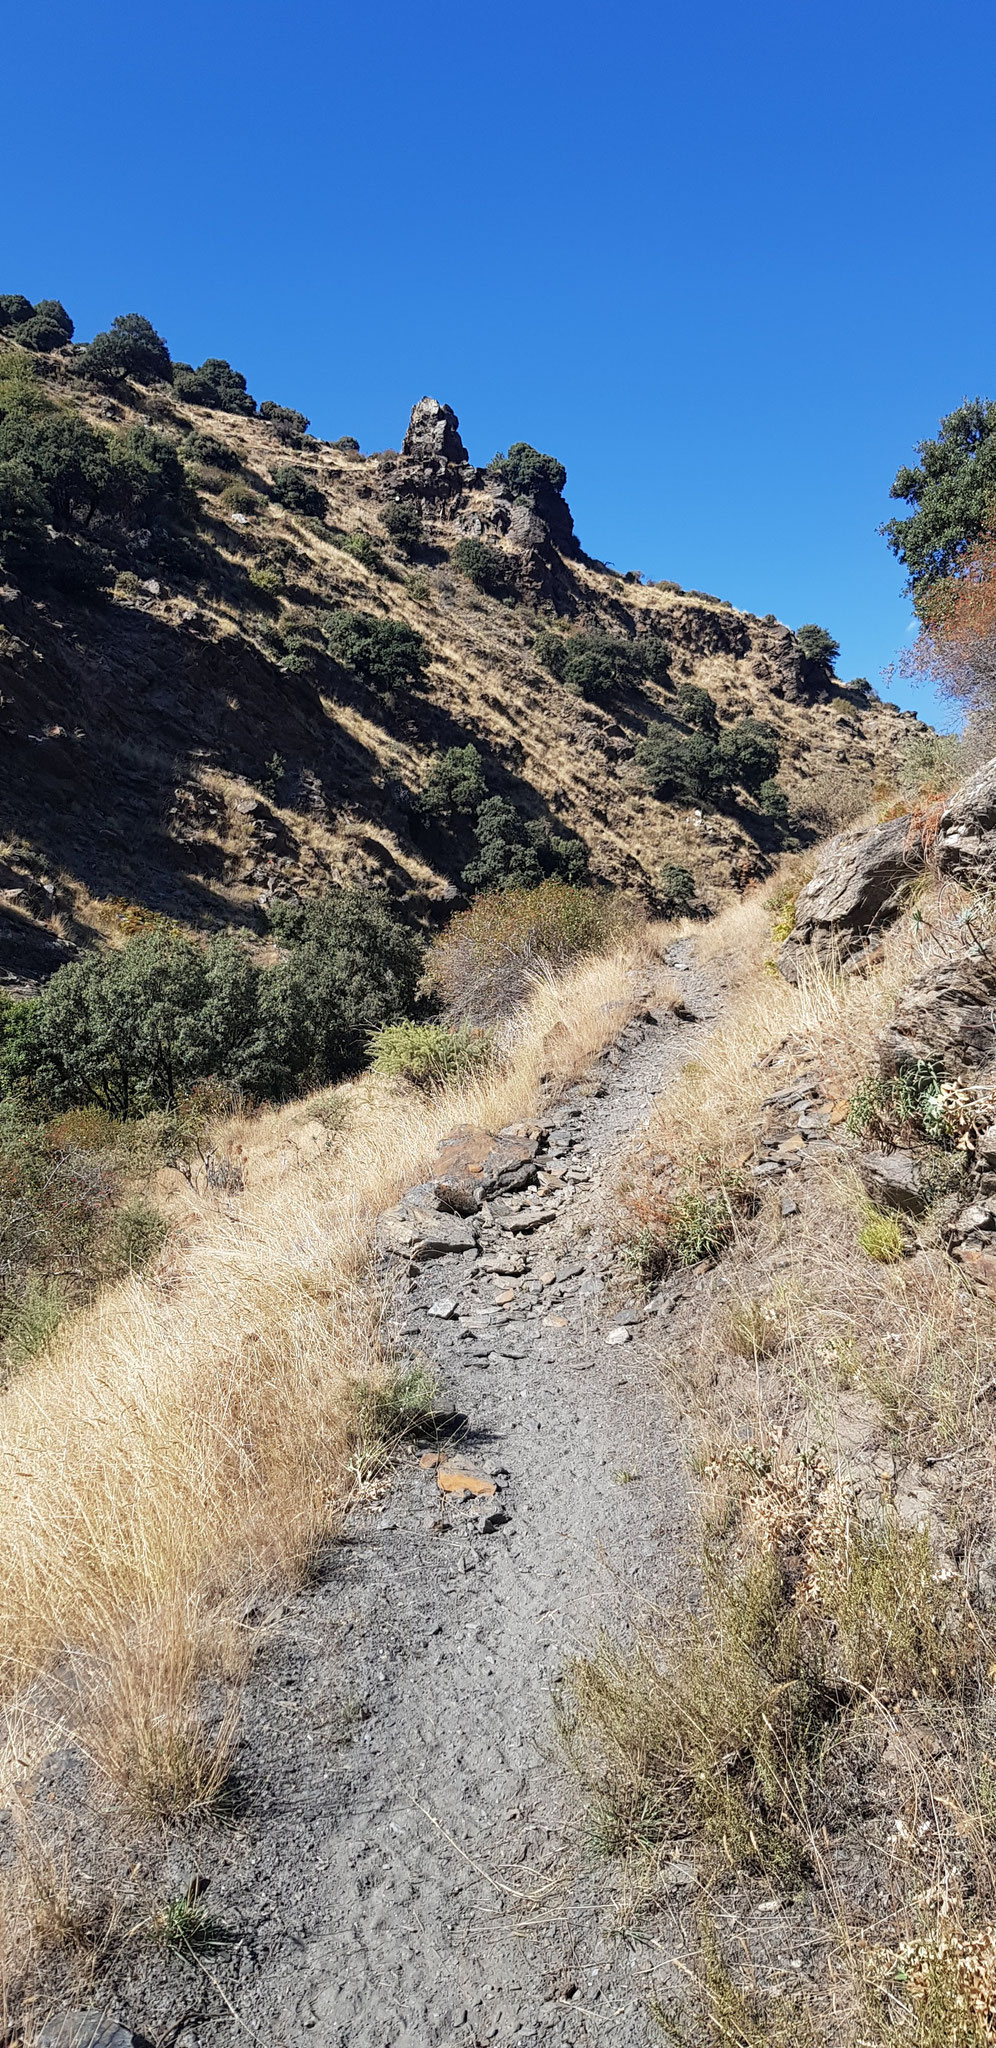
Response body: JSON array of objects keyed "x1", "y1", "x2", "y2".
[{"x1": 154, "y1": 946, "x2": 725, "y2": 2048}]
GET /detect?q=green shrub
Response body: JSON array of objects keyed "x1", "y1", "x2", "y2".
[
  {"x1": 425, "y1": 881, "x2": 639, "y2": 1022},
  {"x1": 219, "y1": 480, "x2": 262, "y2": 515},
  {"x1": 248, "y1": 564, "x2": 282, "y2": 595},
  {"x1": 535, "y1": 627, "x2": 669, "y2": 695},
  {"x1": 270, "y1": 464, "x2": 324, "y2": 517},
  {"x1": 758, "y1": 777, "x2": 791, "y2": 826},
  {"x1": 676, "y1": 682, "x2": 719, "y2": 735},
  {"x1": 15, "y1": 303, "x2": 75, "y2": 352},
  {"x1": 451, "y1": 536, "x2": 512, "y2": 596},
  {"x1": 322, "y1": 608, "x2": 429, "y2": 693},
  {"x1": 367, "y1": 1021, "x2": 493, "y2": 1088},
  {"x1": 846, "y1": 1061, "x2": 950, "y2": 1147},
  {"x1": 334, "y1": 530, "x2": 381, "y2": 567},
  {"x1": 181, "y1": 430, "x2": 238, "y2": 471},
  {"x1": 657, "y1": 862, "x2": 697, "y2": 916},
  {"x1": 717, "y1": 716, "x2": 780, "y2": 793},
  {"x1": 4, "y1": 900, "x2": 425, "y2": 1114},
  {"x1": 406, "y1": 570, "x2": 431, "y2": 603},
  {"x1": 0, "y1": 294, "x2": 34, "y2": 330},
  {"x1": 381, "y1": 502, "x2": 423, "y2": 555},
  {"x1": 462, "y1": 796, "x2": 543, "y2": 891},
  {"x1": 898, "y1": 728, "x2": 963, "y2": 798},
  {"x1": 636, "y1": 724, "x2": 721, "y2": 802},
  {"x1": 172, "y1": 358, "x2": 255, "y2": 415},
  {"x1": 332, "y1": 435, "x2": 360, "y2": 454},
  {"x1": 259, "y1": 400, "x2": 309, "y2": 438},
  {"x1": 487, "y1": 442, "x2": 566, "y2": 496},
  {"x1": 82, "y1": 313, "x2": 171, "y2": 384},
  {"x1": 0, "y1": 397, "x2": 188, "y2": 572},
  {"x1": 419, "y1": 744, "x2": 487, "y2": 819}
]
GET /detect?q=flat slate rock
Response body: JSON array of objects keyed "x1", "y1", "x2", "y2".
[{"x1": 38, "y1": 2016, "x2": 143, "y2": 2048}]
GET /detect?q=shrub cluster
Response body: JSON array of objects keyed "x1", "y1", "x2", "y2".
[
  {"x1": 0, "y1": 895, "x2": 424, "y2": 1116},
  {"x1": 462, "y1": 795, "x2": 589, "y2": 892},
  {"x1": 0, "y1": 293, "x2": 74, "y2": 352},
  {"x1": 487, "y1": 442, "x2": 566, "y2": 497},
  {"x1": 636, "y1": 712, "x2": 785, "y2": 811},
  {"x1": 657, "y1": 862, "x2": 697, "y2": 917},
  {"x1": 451, "y1": 536, "x2": 512, "y2": 597},
  {"x1": 181, "y1": 429, "x2": 239, "y2": 472},
  {"x1": 322, "y1": 607, "x2": 429, "y2": 693},
  {"x1": 425, "y1": 881, "x2": 639, "y2": 1022},
  {"x1": 259, "y1": 401, "x2": 310, "y2": 439},
  {"x1": 535, "y1": 627, "x2": 670, "y2": 695},
  {"x1": 270, "y1": 464, "x2": 325, "y2": 517},
  {"x1": 0, "y1": 358, "x2": 189, "y2": 577},
  {"x1": 172, "y1": 357, "x2": 256, "y2": 414},
  {"x1": 419, "y1": 744, "x2": 488, "y2": 819}
]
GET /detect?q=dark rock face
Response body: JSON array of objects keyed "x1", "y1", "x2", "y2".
[
  {"x1": 879, "y1": 955, "x2": 996, "y2": 1077},
  {"x1": 402, "y1": 396, "x2": 469, "y2": 467},
  {"x1": 855, "y1": 1148, "x2": 926, "y2": 1214},
  {"x1": 778, "y1": 814, "x2": 916, "y2": 982},
  {"x1": 937, "y1": 756, "x2": 996, "y2": 886},
  {"x1": 432, "y1": 1123, "x2": 540, "y2": 1215}
]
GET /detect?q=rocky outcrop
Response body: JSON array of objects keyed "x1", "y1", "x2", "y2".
[
  {"x1": 402, "y1": 397, "x2": 469, "y2": 467},
  {"x1": 778, "y1": 814, "x2": 918, "y2": 982},
  {"x1": 432, "y1": 1123, "x2": 540, "y2": 1214},
  {"x1": 879, "y1": 954, "x2": 996, "y2": 1077},
  {"x1": 936, "y1": 756, "x2": 996, "y2": 886},
  {"x1": 854, "y1": 1148, "x2": 926, "y2": 1214}
]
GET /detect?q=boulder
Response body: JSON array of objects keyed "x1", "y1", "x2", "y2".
[
  {"x1": 432, "y1": 1123, "x2": 539, "y2": 1214},
  {"x1": 879, "y1": 954, "x2": 996, "y2": 1077},
  {"x1": 377, "y1": 1200, "x2": 478, "y2": 1260},
  {"x1": 854, "y1": 1149, "x2": 926, "y2": 1214},
  {"x1": 402, "y1": 396, "x2": 468, "y2": 467},
  {"x1": 778, "y1": 813, "x2": 918, "y2": 982},
  {"x1": 936, "y1": 756, "x2": 996, "y2": 886}
]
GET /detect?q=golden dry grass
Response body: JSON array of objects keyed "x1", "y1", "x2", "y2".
[{"x1": 0, "y1": 938, "x2": 652, "y2": 1843}]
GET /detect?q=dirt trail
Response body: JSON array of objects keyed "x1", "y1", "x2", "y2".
[{"x1": 155, "y1": 947, "x2": 726, "y2": 2048}]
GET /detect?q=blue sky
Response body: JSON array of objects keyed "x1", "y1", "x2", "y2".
[{"x1": 5, "y1": 0, "x2": 994, "y2": 727}]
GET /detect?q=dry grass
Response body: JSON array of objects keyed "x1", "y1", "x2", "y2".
[{"x1": 0, "y1": 938, "x2": 650, "y2": 1843}]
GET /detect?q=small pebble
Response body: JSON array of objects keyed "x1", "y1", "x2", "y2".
[{"x1": 605, "y1": 1326, "x2": 631, "y2": 1346}]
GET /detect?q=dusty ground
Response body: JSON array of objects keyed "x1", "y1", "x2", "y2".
[{"x1": 77, "y1": 945, "x2": 724, "y2": 2047}]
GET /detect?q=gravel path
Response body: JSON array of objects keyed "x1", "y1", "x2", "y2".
[{"x1": 156, "y1": 946, "x2": 725, "y2": 2048}]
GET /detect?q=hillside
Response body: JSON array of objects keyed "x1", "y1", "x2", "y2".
[{"x1": 0, "y1": 320, "x2": 924, "y2": 992}]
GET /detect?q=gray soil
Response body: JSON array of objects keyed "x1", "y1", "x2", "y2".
[{"x1": 43, "y1": 946, "x2": 726, "y2": 2048}]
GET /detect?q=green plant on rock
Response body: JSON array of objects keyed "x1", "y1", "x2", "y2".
[
  {"x1": 451, "y1": 536, "x2": 512, "y2": 596},
  {"x1": 796, "y1": 623, "x2": 840, "y2": 671},
  {"x1": 367, "y1": 1021, "x2": 494, "y2": 1088},
  {"x1": 487, "y1": 442, "x2": 567, "y2": 497}
]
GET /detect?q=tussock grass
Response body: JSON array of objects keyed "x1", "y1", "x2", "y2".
[{"x1": 0, "y1": 939, "x2": 651, "y2": 1838}]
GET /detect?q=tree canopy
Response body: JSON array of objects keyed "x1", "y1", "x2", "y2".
[
  {"x1": 883, "y1": 399, "x2": 996, "y2": 611},
  {"x1": 488, "y1": 442, "x2": 567, "y2": 497}
]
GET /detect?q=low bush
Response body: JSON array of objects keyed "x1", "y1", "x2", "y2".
[
  {"x1": 451, "y1": 536, "x2": 512, "y2": 596},
  {"x1": 259, "y1": 400, "x2": 309, "y2": 438},
  {"x1": 181, "y1": 430, "x2": 238, "y2": 471},
  {"x1": 419, "y1": 744, "x2": 487, "y2": 819},
  {"x1": 675, "y1": 682, "x2": 719, "y2": 734},
  {"x1": 219, "y1": 480, "x2": 262, "y2": 515},
  {"x1": 381, "y1": 502, "x2": 423, "y2": 555},
  {"x1": 367, "y1": 1021, "x2": 493, "y2": 1088},
  {"x1": 487, "y1": 442, "x2": 566, "y2": 497},
  {"x1": 898, "y1": 728, "x2": 963, "y2": 799},
  {"x1": 425, "y1": 881, "x2": 639, "y2": 1022},
  {"x1": 846, "y1": 1060, "x2": 950, "y2": 1148},
  {"x1": 657, "y1": 862, "x2": 696, "y2": 916},
  {"x1": 172, "y1": 358, "x2": 255, "y2": 415},
  {"x1": 330, "y1": 529, "x2": 381, "y2": 567},
  {"x1": 271, "y1": 464, "x2": 324, "y2": 517},
  {"x1": 535, "y1": 627, "x2": 669, "y2": 695},
  {"x1": 322, "y1": 607, "x2": 429, "y2": 692}
]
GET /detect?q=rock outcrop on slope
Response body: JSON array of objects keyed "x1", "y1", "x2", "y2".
[{"x1": 0, "y1": 346, "x2": 922, "y2": 990}]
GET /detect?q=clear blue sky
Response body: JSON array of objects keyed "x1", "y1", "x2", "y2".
[{"x1": 5, "y1": 0, "x2": 994, "y2": 727}]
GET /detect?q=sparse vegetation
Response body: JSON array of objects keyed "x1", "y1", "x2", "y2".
[
  {"x1": 425, "y1": 880, "x2": 639, "y2": 1020},
  {"x1": 367, "y1": 1020, "x2": 493, "y2": 1088}
]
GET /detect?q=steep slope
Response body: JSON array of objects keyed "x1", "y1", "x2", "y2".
[{"x1": 0, "y1": 343, "x2": 923, "y2": 988}]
